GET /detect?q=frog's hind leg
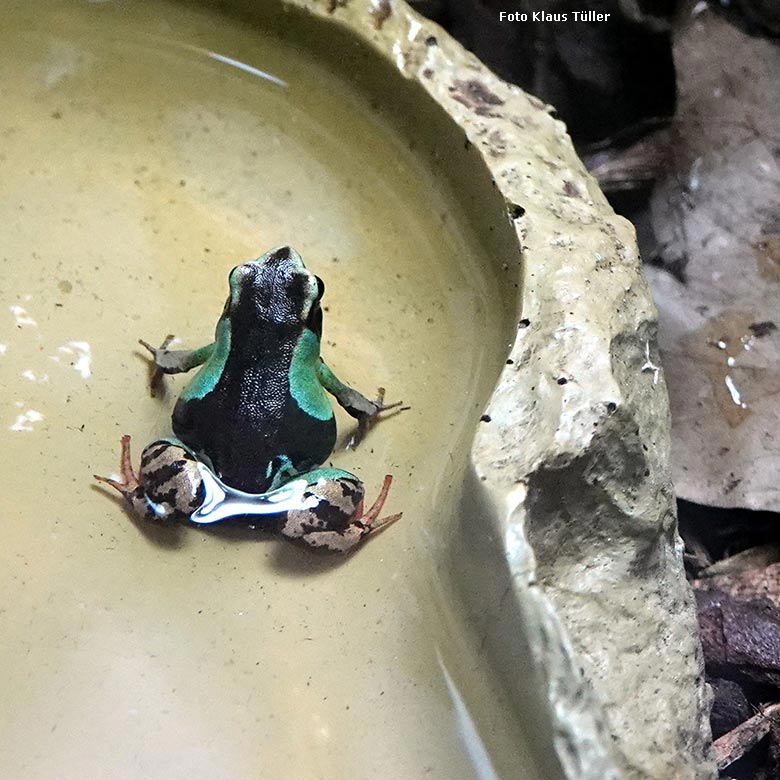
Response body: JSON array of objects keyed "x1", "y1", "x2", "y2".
[
  {"x1": 95, "y1": 436, "x2": 205, "y2": 523},
  {"x1": 279, "y1": 472, "x2": 402, "y2": 553}
]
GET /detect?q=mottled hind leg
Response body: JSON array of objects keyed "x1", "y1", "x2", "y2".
[
  {"x1": 94, "y1": 436, "x2": 205, "y2": 522},
  {"x1": 279, "y1": 471, "x2": 402, "y2": 553}
]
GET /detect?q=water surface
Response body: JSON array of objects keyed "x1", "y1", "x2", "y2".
[{"x1": 0, "y1": 2, "x2": 534, "y2": 777}]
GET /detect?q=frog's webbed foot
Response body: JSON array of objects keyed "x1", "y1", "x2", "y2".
[
  {"x1": 94, "y1": 434, "x2": 146, "y2": 508},
  {"x1": 279, "y1": 474, "x2": 402, "y2": 553},
  {"x1": 138, "y1": 336, "x2": 214, "y2": 397},
  {"x1": 346, "y1": 387, "x2": 410, "y2": 450},
  {"x1": 139, "y1": 334, "x2": 175, "y2": 397},
  {"x1": 357, "y1": 474, "x2": 403, "y2": 536}
]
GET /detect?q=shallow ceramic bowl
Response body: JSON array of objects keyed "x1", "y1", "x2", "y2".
[{"x1": 0, "y1": 2, "x2": 711, "y2": 779}]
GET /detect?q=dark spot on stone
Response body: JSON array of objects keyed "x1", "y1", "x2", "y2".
[
  {"x1": 179, "y1": 179, "x2": 186, "y2": 187},
  {"x1": 451, "y1": 79, "x2": 504, "y2": 116},
  {"x1": 508, "y1": 203, "x2": 525, "y2": 219},
  {"x1": 749, "y1": 321, "x2": 777, "y2": 338},
  {"x1": 563, "y1": 180, "x2": 580, "y2": 198},
  {"x1": 369, "y1": 0, "x2": 392, "y2": 29},
  {"x1": 422, "y1": 68, "x2": 434, "y2": 79},
  {"x1": 557, "y1": 377, "x2": 568, "y2": 385},
  {"x1": 518, "y1": 318, "x2": 531, "y2": 328},
  {"x1": 725, "y1": 476, "x2": 742, "y2": 494},
  {"x1": 506, "y1": 359, "x2": 514, "y2": 365},
  {"x1": 51, "y1": 110, "x2": 62, "y2": 119},
  {"x1": 425, "y1": 35, "x2": 437, "y2": 46},
  {"x1": 480, "y1": 414, "x2": 491, "y2": 423},
  {"x1": 606, "y1": 402, "x2": 617, "y2": 413}
]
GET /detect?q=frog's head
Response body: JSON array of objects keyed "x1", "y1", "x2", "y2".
[{"x1": 225, "y1": 246, "x2": 325, "y2": 336}]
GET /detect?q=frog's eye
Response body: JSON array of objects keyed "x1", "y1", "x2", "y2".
[
  {"x1": 315, "y1": 276, "x2": 325, "y2": 302},
  {"x1": 308, "y1": 306, "x2": 323, "y2": 336}
]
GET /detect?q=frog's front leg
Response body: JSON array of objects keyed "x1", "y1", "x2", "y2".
[
  {"x1": 317, "y1": 361, "x2": 405, "y2": 446},
  {"x1": 277, "y1": 469, "x2": 402, "y2": 552},
  {"x1": 94, "y1": 436, "x2": 206, "y2": 522},
  {"x1": 139, "y1": 336, "x2": 216, "y2": 394},
  {"x1": 139, "y1": 338, "x2": 216, "y2": 374}
]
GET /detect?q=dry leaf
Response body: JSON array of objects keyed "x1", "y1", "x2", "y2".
[{"x1": 644, "y1": 5, "x2": 780, "y2": 511}]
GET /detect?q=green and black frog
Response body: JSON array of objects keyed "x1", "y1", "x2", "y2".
[{"x1": 95, "y1": 246, "x2": 402, "y2": 552}]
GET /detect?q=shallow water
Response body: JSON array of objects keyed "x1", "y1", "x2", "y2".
[{"x1": 0, "y1": 2, "x2": 536, "y2": 778}]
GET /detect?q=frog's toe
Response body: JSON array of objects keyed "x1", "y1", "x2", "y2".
[
  {"x1": 94, "y1": 434, "x2": 140, "y2": 496},
  {"x1": 347, "y1": 389, "x2": 408, "y2": 450},
  {"x1": 139, "y1": 335, "x2": 175, "y2": 396},
  {"x1": 94, "y1": 435, "x2": 152, "y2": 517}
]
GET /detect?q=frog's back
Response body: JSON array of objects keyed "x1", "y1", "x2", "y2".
[
  {"x1": 172, "y1": 324, "x2": 336, "y2": 493},
  {"x1": 172, "y1": 246, "x2": 335, "y2": 493}
]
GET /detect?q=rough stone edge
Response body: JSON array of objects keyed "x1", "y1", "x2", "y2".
[{"x1": 283, "y1": 2, "x2": 716, "y2": 778}]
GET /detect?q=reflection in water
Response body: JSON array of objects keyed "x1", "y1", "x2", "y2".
[
  {"x1": 0, "y1": 2, "x2": 526, "y2": 777},
  {"x1": 163, "y1": 39, "x2": 288, "y2": 87},
  {"x1": 21, "y1": 369, "x2": 49, "y2": 382},
  {"x1": 437, "y1": 650, "x2": 499, "y2": 780},
  {"x1": 9, "y1": 305, "x2": 37, "y2": 327},
  {"x1": 55, "y1": 340, "x2": 92, "y2": 379},
  {"x1": 202, "y1": 50, "x2": 287, "y2": 87},
  {"x1": 10, "y1": 408, "x2": 44, "y2": 432}
]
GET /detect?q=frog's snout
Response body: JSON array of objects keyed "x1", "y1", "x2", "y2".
[
  {"x1": 268, "y1": 245, "x2": 292, "y2": 263},
  {"x1": 265, "y1": 245, "x2": 304, "y2": 268}
]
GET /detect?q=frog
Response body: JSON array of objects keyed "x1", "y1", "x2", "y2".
[{"x1": 94, "y1": 245, "x2": 402, "y2": 552}]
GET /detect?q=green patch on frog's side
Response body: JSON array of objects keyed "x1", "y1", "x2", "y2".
[
  {"x1": 289, "y1": 329, "x2": 333, "y2": 421},
  {"x1": 179, "y1": 318, "x2": 231, "y2": 402}
]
